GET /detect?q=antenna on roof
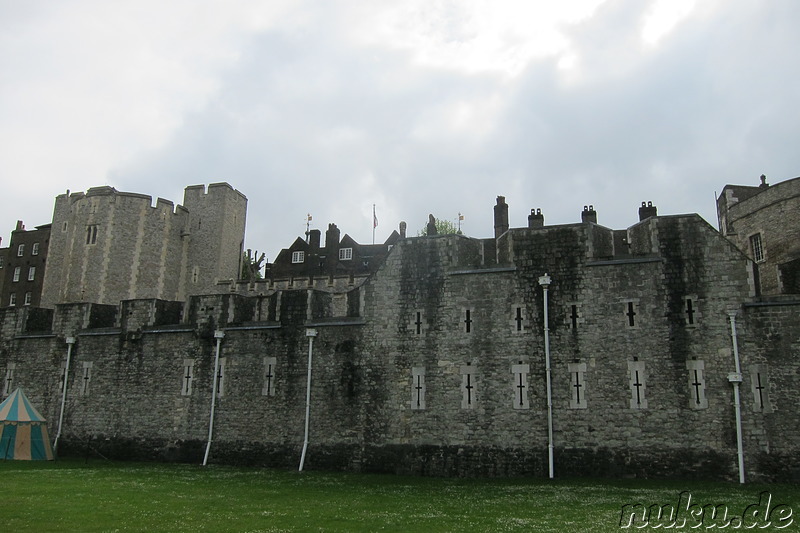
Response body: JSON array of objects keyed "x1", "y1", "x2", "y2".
[{"x1": 305, "y1": 213, "x2": 312, "y2": 243}]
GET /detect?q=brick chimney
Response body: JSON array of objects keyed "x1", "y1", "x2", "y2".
[
  {"x1": 528, "y1": 208, "x2": 544, "y2": 228},
  {"x1": 308, "y1": 229, "x2": 321, "y2": 250},
  {"x1": 494, "y1": 196, "x2": 509, "y2": 238},
  {"x1": 638, "y1": 201, "x2": 657, "y2": 221},
  {"x1": 581, "y1": 205, "x2": 597, "y2": 224}
]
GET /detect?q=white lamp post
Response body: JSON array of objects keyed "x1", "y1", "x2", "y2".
[{"x1": 538, "y1": 273, "x2": 554, "y2": 479}]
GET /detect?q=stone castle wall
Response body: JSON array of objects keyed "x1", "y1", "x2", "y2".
[{"x1": 1, "y1": 214, "x2": 798, "y2": 481}]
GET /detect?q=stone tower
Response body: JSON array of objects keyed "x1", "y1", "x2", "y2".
[{"x1": 40, "y1": 183, "x2": 246, "y2": 307}]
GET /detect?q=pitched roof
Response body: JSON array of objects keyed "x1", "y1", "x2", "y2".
[{"x1": 0, "y1": 388, "x2": 48, "y2": 422}]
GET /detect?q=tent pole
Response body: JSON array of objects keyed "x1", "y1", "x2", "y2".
[
  {"x1": 53, "y1": 336, "x2": 75, "y2": 454},
  {"x1": 203, "y1": 330, "x2": 225, "y2": 466}
]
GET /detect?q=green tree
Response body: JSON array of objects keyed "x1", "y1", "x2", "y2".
[
  {"x1": 241, "y1": 249, "x2": 265, "y2": 281},
  {"x1": 417, "y1": 216, "x2": 460, "y2": 236}
]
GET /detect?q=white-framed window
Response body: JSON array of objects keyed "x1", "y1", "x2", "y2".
[
  {"x1": 460, "y1": 363, "x2": 477, "y2": 409},
  {"x1": 512, "y1": 363, "x2": 530, "y2": 410},
  {"x1": 9, "y1": 294, "x2": 16, "y2": 307},
  {"x1": 28, "y1": 266, "x2": 35, "y2": 281},
  {"x1": 411, "y1": 367, "x2": 426, "y2": 410},
  {"x1": 181, "y1": 359, "x2": 195, "y2": 396},
  {"x1": 23, "y1": 292, "x2": 32, "y2": 306},
  {"x1": 291, "y1": 251, "x2": 305, "y2": 264},
  {"x1": 31, "y1": 242, "x2": 39, "y2": 256},
  {"x1": 339, "y1": 247, "x2": 353, "y2": 261},
  {"x1": 2, "y1": 363, "x2": 16, "y2": 396},
  {"x1": 86, "y1": 224, "x2": 98, "y2": 245},
  {"x1": 749, "y1": 364, "x2": 772, "y2": 413},
  {"x1": 80, "y1": 362, "x2": 93, "y2": 396},
  {"x1": 628, "y1": 360, "x2": 647, "y2": 409},
  {"x1": 17, "y1": 244, "x2": 24, "y2": 257},
  {"x1": 750, "y1": 233, "x2": 764, "y2": 263},
  {"x1": 568, "y1": 362, "x2": 587, "y2": 409},
  {"x1": 686, "y1": 360, "x2": 708, "y2": 409},
  {"x1": 13, "y1": 266, "x2": 21, "y2": 282},
  {"x1": 263, "y1": 357, "x2": 277, "y2": 396}
]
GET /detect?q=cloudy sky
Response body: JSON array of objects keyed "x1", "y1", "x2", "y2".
[{"x1": 2, "y1": 0, "x2": 799, "y2": 260}]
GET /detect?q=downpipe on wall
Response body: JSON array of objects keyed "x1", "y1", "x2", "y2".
[
  {"x1": 299, "y1": 328, "x2": 317, "y2": 472},
  {"x1": 203, "y1": 330, "x2": 225, "y2": 466},
  {"x1": 539, "y1": 274, "x2": 554, "y2": 479},
  {"x1": 53, "y1": 336, "x2": 76, "y2": 453},
  {"x1": 727, "y1": 311, "x2": 746, "y2": 484}
]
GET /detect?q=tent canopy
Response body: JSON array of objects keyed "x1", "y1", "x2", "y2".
[{"x1": 0, "y1": 388, "x2": 54, "y2": 460}]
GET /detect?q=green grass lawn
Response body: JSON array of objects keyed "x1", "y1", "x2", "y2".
[{"x1": 1, "y1": 459, "x2": 797, "y2": 532}]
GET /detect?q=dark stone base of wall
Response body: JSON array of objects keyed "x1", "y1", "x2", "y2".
[
  {"x1": 55, "y1": 436, "x2": 777, "y2": 482},
  {"x1": 556, "y1": 447, "x2": 735, "y2": 481},
  {"x1": 752, "y1": 452, "x2": 800, "y2": 483}
]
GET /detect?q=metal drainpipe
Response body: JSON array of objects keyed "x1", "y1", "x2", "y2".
[
  {"x1": 203, "y1": 330, "x2": 225, "y2": 466},
  {"x1": 727, "y1": 311, "x2": 746, "y2": 484},
  {"x1": 299, "y1": 328, "x2": 317, "y2": 472},
  {"x1": 539, "y1": 274, "x2": 554, "y2": 479},
  {"x1": 53, "y1": 336, "x2": 76, "y2": 454}
]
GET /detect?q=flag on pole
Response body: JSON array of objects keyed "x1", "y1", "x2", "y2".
[{"x1": 373, "y1": 205, "x2": 378, "y2": 228}]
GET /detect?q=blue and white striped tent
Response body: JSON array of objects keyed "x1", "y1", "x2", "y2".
[{"x1": 0, "y1": 388, "x2": 54, "y2": 460}]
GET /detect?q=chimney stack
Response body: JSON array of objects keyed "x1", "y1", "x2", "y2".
[
  {"x1": 638, "y1": 201, "x2": 657, "y2": 221},
  {"x1": 581, "y1": 205, "x2": 597, "y2": 224},
  {"x1": 528, "y1": 208, "x2": 544, "y2": 228},
  {"x1": 494, "y1": 196, "x2": 509, "y2": 238},
  {"x1": 308, "y1": 229, "x2": 321, "y2": 250},
  {"x1": 399, "y1": 221, "x2": 407, "y2": 239}
]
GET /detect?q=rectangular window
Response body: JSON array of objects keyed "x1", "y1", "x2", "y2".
[
  {"x1": 31, "y1": 242, "x2": 39, "y2": 256},
  {"x1": 686, "y1": 360, "x2": 708, "y2": 409},
  {"x1": 463, "y1": 308, "x2": 473, "y2": 333},
  {"x1": 623, "y1": 300, "x2": 639, "y2": 328},
  {"x1": 13, "y1": 266, "x2": 20, "y2": 282},
  {"x1": 749, "y1": 364, "x2": 772, "y2": 413},
  {"x1": 291, "y1": 251, "x2": 305, "y2": 264},
  {"x1": 750, "y1": 233, "x2": 764, "y2": 263},
  {"x1": 17, "y1": 244, "x2": 24, "y2": 257},
  {"x1": 2, "y1": 363, "x2": 15, "y2": 396},
  {"x1": 683, "y1": 296, "x2": 700, "y2": 326},
  {"x1": 28, "y1": 266, "x2": 35, "y2": 281},
  {"x1": 23, "y1": 292, "x2": 32, "y2": 306},
  {"x1": 568, "y1": 362, "x2": 587, "y2": 409},
  {"x1": 411, "y1": 366, "x2": 426, "y2": 410},
  {"x1": 568, "y1": 303, "x2": 583, "y2": 329},
  {"x1": 628, "y1": 360, "x2": 647, "y2": 409},
  {"x1": 262, "y1": 357, "x2": 277, "y2": 396},
  {"x1": 460, "y1": 363, "x2": 476, "y2": 409},
  {"x1": 86, "y1": 224, "x2": 98, "y2": 245},
  {"x1": 0, "y1": 255, "x2": 4, "y2": 269},
  {"x1": 338, "y1": 247, "x2": 353, "y2": 260},
  {"x1": 9, "y1": 294, "x2": 16, "y2": 307},
  {"x1": 80, "y1": 362, "x2": 93, "y2": 396},
  {"x1": 511, "y1": 363, "x2": 530, "y2": 410},
  {"x1": 511, "y1": 305, "x2": 525, "y2": 333},
  {"x1": 181, "y1": 359, "x2": 195, "y2": 396},
  {"x1": 411, "y1": 310, "x2": 424, "y2": 335},
  {"x1": 215, "y1": 358, "x2": 226, "y2": 397}
]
